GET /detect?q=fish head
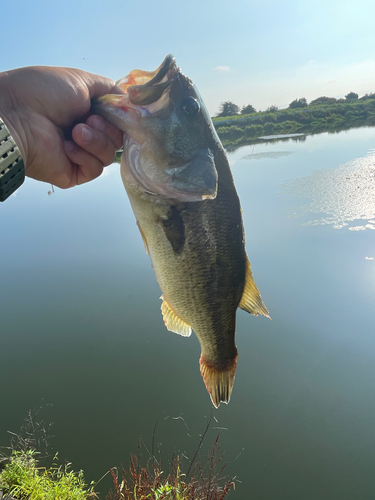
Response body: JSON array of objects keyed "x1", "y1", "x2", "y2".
[{"x1": 92, "y1": 55, "x2": 219, "y2": 202}]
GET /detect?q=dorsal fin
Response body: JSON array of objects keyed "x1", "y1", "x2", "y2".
[
  {"x1": 239, "y1": 256, "x2": 270, "y2": 318},
  {"x1": 160, "y1": 295, "x2": 192, "y2": 337}
]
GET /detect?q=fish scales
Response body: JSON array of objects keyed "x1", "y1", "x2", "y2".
[
  {"x1": 126, "y1": 147, "x2": 244, "y2": 366},
  {"x1": 92, "y1": 55, "x2": 269, "y2": 407}
]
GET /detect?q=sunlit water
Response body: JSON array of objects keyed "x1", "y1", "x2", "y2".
[
  {"x1": 279, "y1": 147, "x2": 375, "y2": 231},
  {"x1": 1, "y1": 127, "x2": 375, "y2": 499}
]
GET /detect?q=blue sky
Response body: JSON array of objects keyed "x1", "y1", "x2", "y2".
[{"x1": 3, "y1": 0, "x2": 375, "y2": 115}]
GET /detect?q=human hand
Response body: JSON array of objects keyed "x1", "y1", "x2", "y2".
[{"x1": 0, "y1": 66, "x2": 123, "y2": 188}]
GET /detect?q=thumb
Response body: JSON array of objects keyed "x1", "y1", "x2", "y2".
[{"x1": 81, "y1": 71, "x2": 124, "y2": 99}]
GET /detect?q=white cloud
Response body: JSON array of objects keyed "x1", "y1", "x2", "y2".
[{"x1": 214, "y1": 66, "x2": 230, "y2": 72}]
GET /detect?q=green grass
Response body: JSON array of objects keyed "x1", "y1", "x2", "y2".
[{"x1": 0, "y1": 450, "x2": 95, "y2": 500}]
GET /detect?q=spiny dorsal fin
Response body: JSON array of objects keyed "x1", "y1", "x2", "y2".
[
  {"x1": 239, "y1": 256, "x2": 270, "y2": 318},
  {"x1": 160, "y1": 295, "x2": 192, "y2": 337}
]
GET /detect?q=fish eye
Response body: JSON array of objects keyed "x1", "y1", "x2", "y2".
[{"x1": 181, "y1": 97, "x2": 200, "y2": 117}]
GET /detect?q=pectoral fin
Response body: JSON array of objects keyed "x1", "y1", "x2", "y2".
[
  {"x1": 136, "y1": 221, "x2": 149, "y2": 255},
  {"x1": 160, "y1": 295, "x2": 192, "y2": 337},
  {"x1": 239, "y1": 257, "x2": 270, "y2": 318}
]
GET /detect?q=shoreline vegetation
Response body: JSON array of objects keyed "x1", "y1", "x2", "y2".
[
  {"x1": 212, "y1": 92, "x2": 375, "y2": 150},
  {"x1": 0, "y1": 412, "x2": 233, "y2": 500}
]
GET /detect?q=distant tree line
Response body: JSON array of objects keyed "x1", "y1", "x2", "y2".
[
  {"x1": 215, "y1": 91, "x2": 370, "y2": 117},
  {"x1": 213, "y1": 91, "x2": 375, "y2": 149}
]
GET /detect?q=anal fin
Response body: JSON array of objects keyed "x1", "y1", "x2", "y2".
[
  {"x1": 239, "y1": 256, "x2": 270, "y2": 318},
  {"x1": 160, "y1": 295, "x2": 192, "y2": 337}
]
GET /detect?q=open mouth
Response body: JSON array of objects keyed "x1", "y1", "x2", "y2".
[
  {"x1": 91, "y1": 55, "x2": 218, "y2": 203},
  {"x1": 91, "y1": 55, "x2": 179, "y2": 133},
  {"x1": 117, "y1": 54, "x2": 178, "y2": 106}
]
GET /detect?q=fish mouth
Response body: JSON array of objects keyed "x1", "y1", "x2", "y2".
[
  {"x1": 91, "y1": 55, "x2": 179, "y2": 127},
  {"x1": 91, "y1": 55, "x2": 218, "y2": 202},
  {"x1": 118, "y1": 54, "x2": 178, "y2": 106}
]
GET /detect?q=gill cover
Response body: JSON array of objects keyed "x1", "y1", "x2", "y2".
[{"x1": 125, "y1": 138, "x2": 217, "y2": 201}]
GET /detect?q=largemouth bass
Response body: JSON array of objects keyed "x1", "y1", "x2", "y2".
[{"x1": 92, "y1": 55, "x2": 269, "y2": 407}]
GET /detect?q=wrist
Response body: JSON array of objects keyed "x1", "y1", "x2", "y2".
[
  {"x1": 0, "y1": 71, "x2": 26, "y2": 201},
  {"x1": 0, "y1": 116, "x2": 25, "y2": 201},
  {"x1": 0, "y1": 70, "x2": 29, "y2": 163}
]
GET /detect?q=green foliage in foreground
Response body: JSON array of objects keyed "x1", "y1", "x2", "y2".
[
  {"x1": 1, "y1": 411, "x2": 233, "y2": 500},
  {"x1": 0, "y1": 450, "x2": 95, "y2": 500}
]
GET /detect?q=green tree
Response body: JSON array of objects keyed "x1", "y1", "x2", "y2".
[
  {"x1": 266, "y1": 105, "x2": 278, "y2": 112},
  {"x1": 217, "y1": 101, "x2": 240, "y2": 117},
  {"x1": 244, "y1": 124, "x2": 263, "y2": 137},
  {"x1": 359, "y1": 93, "x2": 375, "y2": 101},
  {"x1": 309, "y1": 96, "x2": 337, "y2": 106},
  {"x1": 241, "y1": 104, "x2": 256, "y2": 114},
  {"x1": 345, "y1": 92, "x2": 359, "y2": 101},
  {"x1": 289, "y1": 97, "x2": 307, "y2": 109},
  {"x1": 264, "y1": 122, "x2": 274, "y2": 134}
]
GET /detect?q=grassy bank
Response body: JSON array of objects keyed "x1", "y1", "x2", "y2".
[
  {"x1": 0, "y1": 444, "x2": 232, "y2": 500},
  {"x1": 1, "y1": 413, "x2": 233, "y2": 500},
  {"x1": 213, "y1": 97, "x2": 375, "y2": 149},
  {"x1": 0, "y1": 451, "x2": 95, "y2": 500}
]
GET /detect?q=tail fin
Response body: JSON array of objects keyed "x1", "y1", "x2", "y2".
[{"x1": 199, "y1": 355, "x2": 238, "y2": 408}]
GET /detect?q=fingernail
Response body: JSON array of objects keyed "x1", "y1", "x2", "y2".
[
  {"x1": 92, "y1": 116, "x2": 106, "y2": 132},
  {"x1": 82, "y1": 125, "x2": 93, "y2": 142}
]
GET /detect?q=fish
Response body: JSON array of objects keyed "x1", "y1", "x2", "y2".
[{"x1": 92, "y1": 55, "x2": 269, "y2": 408}]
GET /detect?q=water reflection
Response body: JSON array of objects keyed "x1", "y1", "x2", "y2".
[
  {"x1": 259, "y1": 133, "x2": 305, "y2": 140},
  {"x1": 279, "y1": 148, "x2": 375, "y2": 230},
  {"x1": 241, "y1": 151, "x2": 294, "y2": 161},
  {"x1": 224, "y1": 132, "x2": 307, "y2": 151}
]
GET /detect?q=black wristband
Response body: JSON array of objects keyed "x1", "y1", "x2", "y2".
[{"x1": 0, "y1": 117, "x2": 25, "y2": 202}]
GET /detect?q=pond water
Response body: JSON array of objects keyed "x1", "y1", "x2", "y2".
[{"x1": 1, "y1": 126, "x2": 375, "y2": 499}]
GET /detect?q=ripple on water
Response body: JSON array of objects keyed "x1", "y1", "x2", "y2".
[{"x1": 279, "y1": 149, "x2": 375, "y2": 230}]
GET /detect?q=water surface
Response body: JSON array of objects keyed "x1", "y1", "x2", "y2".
[{"x1": 1, "y1": 127, "x2": 375, "y2": 499}]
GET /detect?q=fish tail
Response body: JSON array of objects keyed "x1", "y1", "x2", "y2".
[{"x1": 199, "y1": 354, "x2": 238, "y2": 408}]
